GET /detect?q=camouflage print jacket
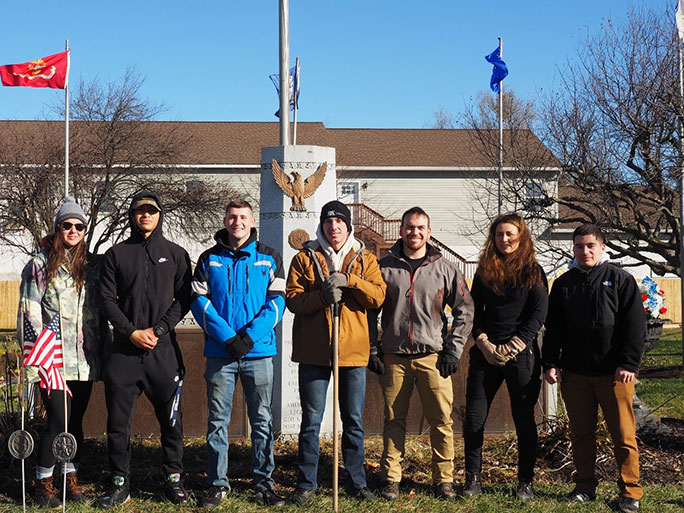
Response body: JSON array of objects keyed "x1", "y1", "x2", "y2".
[{"x1": 17, "y1": 248, "x2": 110, "y2": 382}]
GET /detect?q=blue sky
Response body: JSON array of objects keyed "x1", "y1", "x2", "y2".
[{"x1": 0, "y1": 1, "x2": 665, "y2": 128}]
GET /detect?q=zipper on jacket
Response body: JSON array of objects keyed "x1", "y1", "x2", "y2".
[
  {"x1": 433, "y1": 288, "x2": 443, "y2": 320},
  {"x1": 406, "y1": 258, "x2": 438, "y2": 353},
  {"x1": 246, "y1": 263, "x2": 249, "y2": 294},
  {"x1": 227, "y1": 264, "x2": 232, "y2": 295}
]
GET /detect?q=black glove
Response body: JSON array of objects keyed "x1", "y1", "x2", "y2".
[
  {"x1": 368, "y1": 346, "x2": 385, "y2": 375},
  {"x1": 437, "y1": 346, "x2": 460, "y2": 378},
  {"x1": 225, "y1": 333, "x2": 254, "y2": 359},
  {"x1": 321, "y1": 276, "x2": 344, "y2": 304}
]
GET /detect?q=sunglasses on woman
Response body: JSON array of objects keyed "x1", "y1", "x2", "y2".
[{"x1": 61, "y1": 222, "x2": 87, "y2": 232}]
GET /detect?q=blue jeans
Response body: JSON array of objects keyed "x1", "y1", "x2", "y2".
[
  {"x1": 205, "y1": 356, "x2": 275, "y2": 491},
  {"x1": 297, "y1": 364, "x2": 367, "y2": 490}
]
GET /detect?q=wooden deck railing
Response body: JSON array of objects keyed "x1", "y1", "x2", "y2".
[{"x1": 348, "y1": 203, "x2": 478, "y2": 278}]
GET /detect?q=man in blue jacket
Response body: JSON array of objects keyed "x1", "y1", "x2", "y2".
[{"x1": 191, "y1": 200, "x2": 286, "y2": 508}]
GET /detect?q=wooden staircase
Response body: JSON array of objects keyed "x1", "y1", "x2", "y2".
[{"x1": 348, "y1": 203, "x2": 477, "y2": 278}]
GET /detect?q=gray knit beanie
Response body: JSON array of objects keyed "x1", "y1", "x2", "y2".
[{"x1": 54, "y1": 196, "x2": 87, "y2": 231}]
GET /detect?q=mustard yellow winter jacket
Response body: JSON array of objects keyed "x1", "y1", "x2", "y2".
[{"x1": 286, "y1": 238, "x2": 386, "y2": 367}]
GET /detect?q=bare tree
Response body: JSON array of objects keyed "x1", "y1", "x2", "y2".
[
  {"x1": 0, "y1": 69, "x2": 239, "y2": 255},
  {"x1": 425, "y1": 106, "x2": 457, "y2": 129},
  {"x1": 447, "y1": 90, "x2": 558, "y2": 260},
  {"x1": 461, "y1": 6, "x2": 682, "y2": 276}
]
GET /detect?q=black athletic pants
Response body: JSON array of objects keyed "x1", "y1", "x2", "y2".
[
  {"x1": 102, "y1": 342, "x2": 184, "y2": 478},
  {"x1": 38, "y1": 380, "x2": 93, "y2": 469},
  {"x1": 463, "y1": 344, "x2": 541, "y2": 483}
]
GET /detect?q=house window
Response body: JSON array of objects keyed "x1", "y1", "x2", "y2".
[
  {"x1": 524, "y1": 182, "x2": 547, "y2": 212},
  {"x1": 337, "y1": 182, "x2": 359, "y2": 204},
  {"x1": 94, "y1": 181, "x2": 115, "y2": 213}
]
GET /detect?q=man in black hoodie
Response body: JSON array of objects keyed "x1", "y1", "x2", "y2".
[
  {"x1": 98, "y1": 191, "x2": 192, "y2": 508},
  {"x1": 543, "y1": 224, "x2": 645, "y2": 513}
]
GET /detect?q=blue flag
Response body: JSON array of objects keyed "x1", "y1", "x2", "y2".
[
  {"x1": 269, "y1": 65, "x2": 299, "y2": 118},
  {"x1": 485, "y1": 47, "x2": 508, "y2": 93}
]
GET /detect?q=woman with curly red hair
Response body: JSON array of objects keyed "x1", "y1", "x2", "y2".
[{"x1": 462, "y1": 213, "x2": 548, "y2": 502}]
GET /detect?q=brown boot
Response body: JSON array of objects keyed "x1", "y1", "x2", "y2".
[
  {"x1": 65, "y1": 472, "x2": 87, "y2": 502},
  {"x1": 34, "y1": 476, "x2": 61, "y2": 508}
]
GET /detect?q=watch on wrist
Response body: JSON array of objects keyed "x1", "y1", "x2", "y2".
[{"x1": 153, "y1": 325, "x2": 165, "y2": 337}]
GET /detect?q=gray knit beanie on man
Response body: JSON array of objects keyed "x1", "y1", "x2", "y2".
[{"x1": 54, "y1": 196, "x2": 87, "y2": 231}]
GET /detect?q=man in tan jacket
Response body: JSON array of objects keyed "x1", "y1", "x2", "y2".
[{"x1": 286, "y1": 200, "x2": 386, "y2": 506}]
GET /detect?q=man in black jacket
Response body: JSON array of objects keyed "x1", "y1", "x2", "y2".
[
  {"x1": 543, "y1": 224, "x2": 645, "y2": 513},
  {"x1": 98, "y1": 191, "x2": 192, "y2": 508}
]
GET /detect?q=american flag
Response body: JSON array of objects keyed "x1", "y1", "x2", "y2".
[{"x1": 23, "y1": 313, "x2": 70, "y2": 397}]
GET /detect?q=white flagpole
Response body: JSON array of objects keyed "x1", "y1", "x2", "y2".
[
  {"x1": 677, "y1": 9, "x2": 684, "y2": 367},
  {"x1": 497, "y1": 37, "x2": 503, "y2": 215},
  {"x1": 278, "y1": 0, "x2": 290, "y2": 145},
  {"x1": 293, "y1": 57, "x2": 300, "y2": 145},
  {"x1": 64, "y1": 39, "x2": 70, "y2": 197}
]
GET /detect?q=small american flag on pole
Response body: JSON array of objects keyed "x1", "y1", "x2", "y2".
[{"x1": 23, "y1": 313, "x2": 70, "y2": 397}]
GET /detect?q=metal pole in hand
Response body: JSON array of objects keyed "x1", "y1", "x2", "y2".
[{"x1": 332, "y1": 302, "x2": 340, "y2": 512}]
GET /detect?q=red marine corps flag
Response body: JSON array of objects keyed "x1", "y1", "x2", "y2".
[{"x1": 0, "y1": 50, "x2": 69, "y2": 89}]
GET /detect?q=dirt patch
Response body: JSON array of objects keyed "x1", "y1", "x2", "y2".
[{"x1": 639, "y1": 366, "x2": 683, "y2": 379}]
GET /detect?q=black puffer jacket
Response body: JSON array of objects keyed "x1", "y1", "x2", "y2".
[
  {"x1": 100, "y1": 191, "x2": 192, "y2": 353},
  {"x1": 543, "y1": 262, "x2": 646, "y2": 375}
]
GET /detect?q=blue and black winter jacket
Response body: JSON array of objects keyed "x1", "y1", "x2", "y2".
[{"x1": 190, "y1": 228, "x2": 285, "y2": 359}]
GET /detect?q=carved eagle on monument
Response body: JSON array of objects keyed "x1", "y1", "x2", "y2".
[{"x1": 271, "y1": 159, "x2": 328, "y2": 211}]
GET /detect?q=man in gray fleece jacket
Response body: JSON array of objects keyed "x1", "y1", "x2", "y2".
[{"x1": 368, "y1": 206, "x2": 474, "y2": 501}]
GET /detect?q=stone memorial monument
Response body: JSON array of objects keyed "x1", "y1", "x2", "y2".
[{"x1": 259, "y1": 145, "x2": 337, "y2": 436}]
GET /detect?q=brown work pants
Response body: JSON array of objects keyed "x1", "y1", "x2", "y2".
[
  {"x1": 379, "y1": 353, "x2": 454, "y2": 485},
  {"x1": 560, "y1": 370, "x2": 643, "y2": 500}
]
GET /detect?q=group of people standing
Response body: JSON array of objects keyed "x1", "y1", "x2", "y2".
[{"x1": 17, "y1": 193, "x2": 645, "y2": 513}]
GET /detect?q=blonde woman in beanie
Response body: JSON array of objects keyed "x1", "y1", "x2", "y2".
[{"x1": 17, "y1": 196, "x2": 109, "y2": 508}]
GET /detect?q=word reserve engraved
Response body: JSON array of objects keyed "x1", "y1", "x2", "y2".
[
  {"x1": 288, "y1": 229, "x2": 310, "y2": 250},
  {"x1": 52, "y1": 432, "x2": 77, "y2": 462},
  {"x1": 272, "y1": 159, "x2": 328, "y2": 212},
  {"x1": 8, "y1": 430, "x2": 34, "y2": 460}
]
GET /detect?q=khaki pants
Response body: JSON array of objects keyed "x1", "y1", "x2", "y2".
[
  {"x1": 560, "y1": 370, "x2": 643, "y2": 500},
  {"x1": 379, "y1": 353, "x2": 454, "y2": 484}
]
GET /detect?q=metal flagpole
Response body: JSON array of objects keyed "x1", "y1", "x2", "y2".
[
  {"x1": 293, "y1": 57, "x2": 300, "y2": 144},
  {"x1": 678, "y1": 29, "x2": 684, "y2": 368},
  {"x1": 497, "y1": 37, "x2": 503, "y2": 216},
  {"x1": 64, "y1": 39, "x2": 70, "y2": 197},
  {"x1": 279, "y1": 0, "x2": 290, "y2": 145}
]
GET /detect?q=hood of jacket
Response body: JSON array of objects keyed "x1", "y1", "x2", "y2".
[
  {"x1": 214, "y1": 227, "x2": 258, "y2": 253},
  {"x1": 568, "y1": 251, "x2": 611, "y2": 272}
]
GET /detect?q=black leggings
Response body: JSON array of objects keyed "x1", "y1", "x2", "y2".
[
  {"x1": 38, "y1": 380, "x2": 93, "y2": 469},
  {"x1": 463, "y1": 345, "x2": 541, "y2": 482}
]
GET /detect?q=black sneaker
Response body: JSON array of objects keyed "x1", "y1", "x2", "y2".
[
  {"x1": 353, "y1": 487, "x2": 377, "y2": 501},
  {"x1": 165, "y1": 473, "x2": 188, "y2": 505},
  {"x1": 99, "y1": 476, "x2": 131, "y2": 509},
  {"x1": 256, "y1": 488, "x2": 285, "y2": 506},
  {"x1": 516, "y1": 482, "x2": 534, "y2": 503},
  {"x1": 618, "y1": 497, "x2": 640, "y2": 513},
  {"x1": 463, "y1": 472, "x2": 482, "y2": 497},
  {"x1": 289, "y1": 488, "x2": 315, "y2": 506},
  {"x1": 203, "y1": 486, "x2": 229, "y2": 509},
  {"x1": 566, "y1": 489, "x2": 596, "y2": 503}
]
